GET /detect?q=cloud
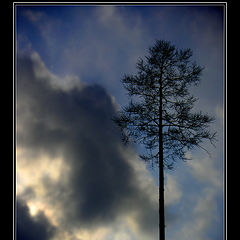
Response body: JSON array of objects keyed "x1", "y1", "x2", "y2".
[
  {"x1": 17, "y1": 198, "x2": 56, "y2": 240},
  {"x1": 23, "y1": 9, "x2": 44, "y2": 22},
  {"x1": 18, "y1": 6, "x2": 152, "y2": 106},
  {"x1": 165, "y1": 147, "x2": 223, "y2": 240},
  {"x1": 16, "y1": 49, "x2": 223, "y2": 240},
  {"x1": 176, "y1": 187, "x2": 220, "y2": 240},
  {"x1": 165, "y1": 173, "x2": 182, "y2": 206},
  {"x1": 215, "y1": 104, "x2": 224, "y2": 127},
  {"x1": 16, "y1": 6, "x2": 224, "y2": 240},
  {"x1": 188, "y1": 155, "x2": 222, "y2": 189},
  {"x1": 184, "y1": 153, "x2": 223, "y2": 240},
  {"x1": 16, "y1": 51, "x2": 158, "y2": 239}
]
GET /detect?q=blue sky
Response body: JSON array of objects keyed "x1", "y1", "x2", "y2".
[{"x1": 16, "y1": 4, "x2": 225, "y2": 240}]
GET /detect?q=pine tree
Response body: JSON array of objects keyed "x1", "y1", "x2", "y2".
[{"x1": 113, "y1": 40, "x2": 216, "y2": 240}]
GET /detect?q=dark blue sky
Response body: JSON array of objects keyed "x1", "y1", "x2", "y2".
[{"x1": 16, "y1": 4, "x2": 225, "y2": 240}]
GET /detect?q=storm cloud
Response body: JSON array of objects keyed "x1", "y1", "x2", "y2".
[
  {"x1": 17, "y1": 198, "x2": 56, "y2": 240},
  {"x1": 16, "y1": 51, "x2": 158, "y2": 239},
  {"x1": 16, "y1": 5, "x2": 224, "y2": 240}
]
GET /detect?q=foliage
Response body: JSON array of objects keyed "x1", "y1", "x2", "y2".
[{"x1": 114, "y1": 40, "x2": 216, "y2": 169}]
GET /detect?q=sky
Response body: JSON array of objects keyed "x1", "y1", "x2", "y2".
[{"x1": 15, "y1": 4, "x2": 225, "y2": 240}]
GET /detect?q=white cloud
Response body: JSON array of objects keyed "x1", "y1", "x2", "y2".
[
  {"x1": 215, "y1": 104, "x2": 224, "y2": 126},
  {"x1": 177, "y1": 187, "x2": 219, "y2": 240},
  {"x1": 165, "y1": 173, "x2": 182, "y2": 206},
  {"x1": 23, "y1": 9, "x2": 44, "y2": 22},
  {"x1": 30, "y1": 51, "x2": 85, "y2": 91},
  {"x1": 164, "y1": 145, "x2": 223, "y2": 240},
  {"x1": 19, "y1": 6, "x2": 150, "y2": 106},
  {"x1": 188, "y1": 154, "x2": 222, "y2": 189}
]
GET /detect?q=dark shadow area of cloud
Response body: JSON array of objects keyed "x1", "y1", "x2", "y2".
[
  {"x1": 17, "y1": 52, "x2": 158, "y2": 237},
  {"x1": 17, "y1": 198, "x2": 56, "y2": 240}
]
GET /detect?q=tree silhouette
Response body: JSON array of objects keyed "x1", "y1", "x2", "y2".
[{"x1": 113, "y1": 40, "x2": 216, "y2": 240}]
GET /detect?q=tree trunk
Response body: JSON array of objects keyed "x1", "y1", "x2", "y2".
[
  {"x1": 159, "y1": 78, "x2": 165, "y2": 240},
  {"x1": 159, "y1": 144, "x2": 165, "y2": 240}
]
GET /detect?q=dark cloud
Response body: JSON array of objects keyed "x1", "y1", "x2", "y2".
[
  {"x1": 17, "y1": 52, "x2": 158, "y2": 237},
  {"x1": 17, "y1": 198, "x2": 56, "y2": 240},
  {"x1": 16, "y1": 5, "x2": 224, "y2": 240}
]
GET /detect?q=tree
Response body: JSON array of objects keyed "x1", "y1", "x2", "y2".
[{"x1": 113, "y1": 40, "x2": 216, "y2": 240}]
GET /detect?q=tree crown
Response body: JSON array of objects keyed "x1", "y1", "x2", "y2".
[{"x1": 114, "y1": 40, "x2": 216, "y2": 169}]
